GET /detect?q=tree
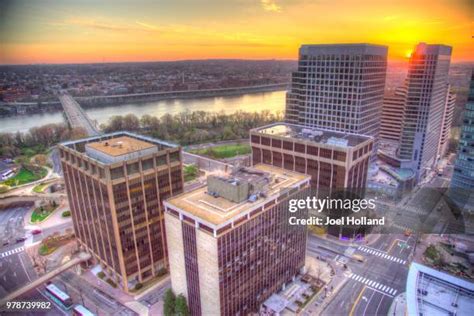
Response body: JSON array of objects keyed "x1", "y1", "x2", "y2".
[
  {"x1": 106, "y1": 116, "x2": 124, "y2": 132},
  {"x1": 122, "y1": 114, "x2": 140, "y2": 131},
  {"x1": 175, "y1": 294, "x2": 189, "y2": 316},
  {"x1": 32, "y1": 154, "x2": 48, "y2": 166},
  {"x1": 163, "y1": 289, "x2": 176, "y2": 316}
]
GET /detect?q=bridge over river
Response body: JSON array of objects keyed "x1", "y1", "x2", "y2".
[{"x1": 58, "y1": 92, "x2": 100, "y2": 136}]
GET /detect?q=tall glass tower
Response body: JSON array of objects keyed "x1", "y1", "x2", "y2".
[
  {"x1": 450, "y1": 73, "x2": 474, "y2": 212},
  {"x1": 398, "y1": 43, "x2": 452, "y2": 180},
  {"x1": 285, "y1": 44, "x2": 387, "y2": 157}
]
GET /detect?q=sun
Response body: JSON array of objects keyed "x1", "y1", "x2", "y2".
[{"x1": 405, "y1": 49, "x2": 413, "y2": 59}]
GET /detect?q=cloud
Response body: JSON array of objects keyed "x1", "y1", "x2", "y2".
[
  {"x1": 67, "y1": 19, "x2": 132, "y2": 32},
  {"x1": 135, "y1": 21, "x2": 159, "y2": 31},
  {"x1": 261, "y1": 0, "x2": 282, "y2": 13},
  {"x1": 49, "y1": 18, "x2": 159, "y2": 33}
]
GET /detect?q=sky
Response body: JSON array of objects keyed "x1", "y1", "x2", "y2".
[{"x1": 0, "y1": 0, "x2": 472, "y2": 64}]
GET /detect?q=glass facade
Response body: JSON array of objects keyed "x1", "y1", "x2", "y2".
[
  {"x1": 451, "y1": 74, "x2": 474, "y2": 190},
  {"x1": 286, "y1": 44, "x2": 387, "y2": 157},
  {"x1": 398, "y1": 44, "x2": 452, "y2": 179}
]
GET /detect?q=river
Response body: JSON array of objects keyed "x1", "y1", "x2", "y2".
[{"x1": 0, "y1": 90, "x2": 286, "y2": 134}]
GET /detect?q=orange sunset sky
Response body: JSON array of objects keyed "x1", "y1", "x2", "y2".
[{"x1": 0, "y1": 0, "x2": 473, "y2": 64}]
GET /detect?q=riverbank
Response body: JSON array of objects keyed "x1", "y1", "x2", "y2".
[
  {"x1": 0, "y1": 83, "x2": 288, "y2": 117},
  {"x1": 0, "y1": 89, "x2": 286, "y2": 134}
]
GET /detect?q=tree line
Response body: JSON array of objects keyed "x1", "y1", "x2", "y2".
[
  {"x1": 101, "y1": 110, "x2": 283, "y2": 145},
  {"x1": 0, "y1": 123, "x2": 87, "y2": 158},
  {"x1": 0, "y1": 110, "x2": 282, "y2": 158}
]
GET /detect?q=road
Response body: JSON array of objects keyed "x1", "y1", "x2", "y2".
[
  {"x1": 56, "y1": 271, "x2": 137, "y2": 315},
  {"x1": 139, "y1": 278, "x2": 171, "y2": 308},
  {"x1": 50, "y1": 148, "x2": 62, "y2": 176},
  {"x1": 0, "y1": 205, "x2": 31, "y2": 255},
  {"x1": 58, "y1": 93, "x2": 100, "y2": 136},
  {"x1": 319, "y1": 233, "x2": 414, "y2": 316}
]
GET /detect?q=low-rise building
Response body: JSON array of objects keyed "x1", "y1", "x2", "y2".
[
  {"x1": 250, "y1": 122, "x2": 373, "y2": 195},
  {"x1": 406, "y1": 262, "x2": 474, "y2": 316}
]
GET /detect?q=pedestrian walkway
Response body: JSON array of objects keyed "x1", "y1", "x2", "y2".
[
  {"x1": 357, "y1": 246, "x2": 407, "y2": 264},
  {"x1": 348, "y1": 273, "x2": 398, "y2": 297},
  {"x1": 0, "y1": 246, "x2": 24, "y2": 259}
]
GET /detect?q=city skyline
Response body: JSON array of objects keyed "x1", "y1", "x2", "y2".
[
  {"x1": 1, "y1": 0, "x2": 473, "y2": 64},
  {"x1": 0, "y1": 3, "x2": 473, "y2": 314}
]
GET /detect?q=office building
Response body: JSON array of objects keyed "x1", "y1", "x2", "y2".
[
  {"x1": 450, "y1": 73, "x2": 474, "y2": 212},
  {"x1": 164, "y1": 164, "x2": 311, "y2": 315},
  {"x1": 285, "y1": 43, "x2": 387, "y2": 156},
  {"x1": 59, "y1": 132, "x2": 183, "y2": 292},
  {"x1": 438, "y1": 86, "x2": 456, "y2": 158},
  {"x1": 250, "y1": 122, "x2": 373, "y2": 193},
  {"x1": 398, "y1": 43, "x2": 452, "y2": 179},
  {"x1": 380, "y1": 86, "x2": 408, "y2": 142}
]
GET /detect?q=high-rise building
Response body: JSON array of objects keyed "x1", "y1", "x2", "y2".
[
  {"x1": 450, "y1": 73, "x2": 474, "y2": 212},
  {"x1": 398, "y1": 43, "x2": 452, "y2": 179},
  {"x1": 438, "y1": 85, "x2": 456, "y2": 158},
  {"x1": 380, "y1": 86, "x2": 408, "y2": 142},
  {"x1": 285, "y1": 43, "x2": 387, "y2": 156},
  {"x1": 250, "y1": 122, "x2": 373, "y2": 194},
  {"x1": 59, "y1": 132, "x2": 184, "y2": 292},
  {"x1": 164, "y1": 164, "x2": 311, "y2": 315}
]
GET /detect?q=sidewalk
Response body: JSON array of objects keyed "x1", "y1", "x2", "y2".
[
  {"x1": 387, "y1": 292, "x2": 407, "y2": 316},
  {"x1": 302, "y1": 260, "x2": 350, "y2": 315},
  {"x1": 81, "y1": 270, "x2": 150, "y2": 315}
]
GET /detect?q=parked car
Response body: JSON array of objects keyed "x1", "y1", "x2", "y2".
[
  {"x1": 31, "y1": 229, "x2": 42, "y2": 235},
  {"x1": 2, "y1": 240, "x2": 9, "y2": 246},
  {"x1": 16, "y1": 237, "x2": 27, "y2": 243}
]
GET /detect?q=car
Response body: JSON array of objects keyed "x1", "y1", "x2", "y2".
[
  {"x1": 2, "y1": 240, "x2": 9, "y2": 246},
  {"x1": 31, "y1": 229, "x2": 42, "y2": 235},
  {"x1": 16, "y1": 237, "x2": 27, "y2": 243}
]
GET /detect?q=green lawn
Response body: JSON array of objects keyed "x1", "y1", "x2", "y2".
[
  {"x1": 190, "y1": 143, "x2": 251, "y2": 159},
  {"x1": 2, "y1": 167, "x2": 47, "y2": 187},
  {"x1": 184, "y1": 165, "x2": 199, "y2": 182},
  {"x1": 31, "y1": 204, "x2": 58, "y2": 223},
  {"x1": 39, "y1": 243, "x2": 57, "y2": 256},
  {"x1": 33, "y1": 183, "x2": 49, "y2": 193}
]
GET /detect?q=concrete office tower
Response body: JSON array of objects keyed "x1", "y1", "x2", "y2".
[
  {"x1": 250, "y1": 123, "x2": 373, "y2": 194},
  {"x1": 59, "y1": 132, "x2": 183, "y2": 292},
  {"x1": 450, "y1": 73, "x2": 474, "y2": 212},
  {"x1": 285, "y1": 44, "x2": 387, "y2": 156},
  {"x1": 164, "y1": 164, "x2": 310, "y2": 315},
  {"x1": 398, "y1": 43, "x2": 452, "y2": 180},
  {"x1": 438, "y1": 86, "x2": 456, "y2": 158},
  {"x1": 380, "y1": 86, "x2": 408, "y2": 142}
]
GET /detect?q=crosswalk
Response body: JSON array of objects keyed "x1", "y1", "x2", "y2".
[
  {"x1": 348, "y1": 273, "x2": 398, "y2": 296},
  {"x1": 357, "y1": 246, "x2": 407, "y2": 264},
  {"x1": 0, "y1": 246, "x2": 24, "y2": 259},
  {"x1": 406, "y1": 207, "x2": 429, "y2": 215},
  {"x1": 391, "y1": 223, "x2": 416, "y2": 232}
]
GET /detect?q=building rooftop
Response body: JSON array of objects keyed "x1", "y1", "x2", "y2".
[
  {"x1": 165, "y1": 164, "x2": 309, "y2": 227},
  {"x1": 253, "y1": 123, "x2": 371, "y2": 148},
  {"x1": 86, "y1": 136, "x2": 155, "y2": 157},
  {"x1": 300, "y1": 43, "x2": 388, "y2": 56},
  {"x1": 60, "y1": 131, "x2": 177, "y2": 165},
  {"x1": 406, "y1": 262, "x2": 474, "y2": 316}
]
